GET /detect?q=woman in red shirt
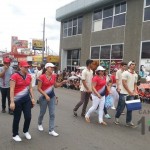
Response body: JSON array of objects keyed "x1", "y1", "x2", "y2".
[
  {"x1": 85, "y1": 66, "x2": 108, "y2": 125},
  {"x1": 10, "y1": 61, "x2": 35, "y2": 142},
  {"x1": 37, "y1": 63, "x2": 67, "y2": 137}
]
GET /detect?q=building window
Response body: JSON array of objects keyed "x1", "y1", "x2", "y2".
[
  {"x1": 111, "y1": 44, "x2": 123, "y2": 59},
  {"x1": 100, "y1": 45, "x2": 111, "y2": 59},
  {"x1": 63, "y1": 16, "x2": 83, "y2": 37},
  {"x1": 102, "y1": 17, "x2": 113, "y2": 29},
  {"x1": 90, "y1": 44, "x2": 123, "y2": 70},
  {"x1": 92, "y1": 1, "x2": 126, "y2": 31},
  {"x1": 67, "y1": 49, "x2": 80, "y2": 71},
  {"x1": 144, "y1": 0, "x2": 150, "y2": 21},
  {"x1": 91, "y1": 47, "x2": 100, "y2": 59},
  {"x1": 141, "y1": 42, "x2": 150, "y2": 58}
]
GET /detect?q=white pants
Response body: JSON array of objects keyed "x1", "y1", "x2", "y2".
[
  {"x1": 110, "y1": 87, "x2": 119, "y2": 108},
  {"x1": 85, "y1": 94, "x2": 105, "y2": 123}
]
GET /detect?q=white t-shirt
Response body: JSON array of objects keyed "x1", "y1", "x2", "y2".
[
  {"x1": 80, "y1": 68, "x2": 93, "y2": 92},
  {"x1": 120, "y1": 70, "x2": 138, "y2": 94},
  {"x1": 116, "y1": 69, "x2": 124, "y2": 89}
]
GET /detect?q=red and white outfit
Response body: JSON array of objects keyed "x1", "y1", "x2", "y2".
[
  {"x1": 85, "y1": 75, "x2": 106, "y2": 123},
  {"x1": 38, "y1": 74, "x2": 57, "y2": 99},
  {"x1": 10, "y1": 73, "x2": 32, "y2": 101}
]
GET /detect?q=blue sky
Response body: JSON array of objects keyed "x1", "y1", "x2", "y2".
[{"x1": 0, "y1": 0, "x2": 74, "y2": 54}]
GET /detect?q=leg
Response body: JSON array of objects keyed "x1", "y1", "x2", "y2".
[
  {"x1": 73, "y1": 91, "x2": 86, "y2": 112},
  {"x1": 85, "y1": 94, "x2": 100, "y2": 118},
  {"x1": 115, "y1": 94, "x2": 126, "y2": 119},
  {"x1": 13, "y1": 101, "x2": 22, "y2": 137},
  {"x1": 6, "y1": 88, "x2": 11, "y2": 113},
  {"x1": 48, "y1": 96, "x2": 55, "y2": 132},
  {"x1": 81, "y1": 92, "x2": 90, "y2": 116},
  {"x1": 22, "y1": 100, "x2": 32, "y2": 133},
  {"x1": 38, "y1": 97, "x2": 48, "y2": 125},
  {"x1": 1, "y1": 88, "x2": 7, "y2": 111},
  {"x1": 98, "y1": 96, "x2": 105, "y2": 123}
]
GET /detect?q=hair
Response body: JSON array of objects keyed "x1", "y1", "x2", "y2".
[
  {"x1": 42, "y1": 68, "x2": 46, "y2": 74},
  {"x1": 140, "y1": 65, "x2": 144, "y2": 71},
  {"x1": 120, "y1": 62, "x2": 127, "y2": 66},
  {"x1": 86, "y1": 59, "x2": 93, "y2": 66}
]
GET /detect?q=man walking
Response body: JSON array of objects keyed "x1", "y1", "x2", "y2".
[
  {"x1": 115, "y1": 61, "x2": 138, "y2": 127},
  {"x1": 73, "y1": 59, "x2": 93, "y2": 117},
  {"x1": 0, "y1": 58, "x2": 13, "y2": 114}
]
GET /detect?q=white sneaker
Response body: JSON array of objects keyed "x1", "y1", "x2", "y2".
[
  {"x1": 111, "y1": 106, "x2": 116, "y2": 110},
  {"x1": 49, "y1": 131, "x2": 59, "y2": 137},
  {"x1": 24, "y1": 132, "x2": 31, "y2": 140},
  {"x1": 13, "y1": 135, "x2": 22, "y2": 142},
  {"x1": 38, "y1": 125, "x2": 44, "y2": 131}
]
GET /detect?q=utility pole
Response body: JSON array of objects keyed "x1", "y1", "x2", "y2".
[
  {"x1": 42, "y1": 17, "x2": 45, "y2": 62},
  {"x1": 46, "y1": 38, "x2": 47, "y2": 56}
]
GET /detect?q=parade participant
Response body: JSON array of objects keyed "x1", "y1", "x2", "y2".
[
  {"x1": 10, "y1": 61, "x2": 35, "y2": 142},
  {"x1": 115, "y1": 62, "x2": 127, "y2": 114},
  {"x1": 85, "y1": 66, "x2": 108, "y2": 125},
  {"x1": 37, "y1": 63, "x2": 67, "y2": 137},
  {"x1": 73, "y1": 59, "x2": 93, "y2": 117},
  {"x1": 0, "y1": 57, "x2": 13, "y2": 114},
  {"x1": 110, "y1": 68, "x2": 119, "y2": 110},
  {"x1": 115, "y1": 61, "x2": 138, "y2": 127}
]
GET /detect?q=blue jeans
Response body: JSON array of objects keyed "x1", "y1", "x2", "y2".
[
  {"x1": 115, "y1": 94, "x2": 133, "y2": 123},
  {"x1": 38, "y1": 96, "x2": 56, "y2": 132}
]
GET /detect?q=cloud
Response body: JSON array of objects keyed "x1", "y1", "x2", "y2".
[
  {"x1": 8, "y1": 3, "x2": 25, "y2": 16},
  {"x1": 0, "y1": 0, "x2": 74, "y2": 54}
]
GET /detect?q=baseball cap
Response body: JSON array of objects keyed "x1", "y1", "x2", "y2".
[
  {"x1": 19, "y1": 61, "x2": 30, "y2": 67},
  {"x1": 45, "y1": 63, "x2": 55, "y2": 68},
  {"x1": 3, "y1": 58, "x2": 11, "y2": 63},
  {"x1": 128, "y1": 61, "x2": 136, "y2": 67},
  {"x1": 96, "y1": 66, "x2": 106, "y2": 71}
]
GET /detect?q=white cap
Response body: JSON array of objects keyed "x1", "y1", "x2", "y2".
[
  {"x1": 128, "y1": 61, "x2": 135, "y2": 67},
  {"x1": 96, "y1": 66, "x2": 106, "y2": 71},
  {"x1": 45, "y1": 63, "x2": 55, "y2": 68}
]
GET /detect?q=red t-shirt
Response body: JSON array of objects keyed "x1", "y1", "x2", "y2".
[
  {"x1": 10, "y1": 73, "x2": 32, "y2": 101},
  {"x1": 110, "y1": 75, "x2": 116, "y2": 84},
  {"x1": 92, "y1": 75, "x2": 106, "y2": 96},
  {"x1": 38, "y1": 74, "x2": 56, "y2": 98}
]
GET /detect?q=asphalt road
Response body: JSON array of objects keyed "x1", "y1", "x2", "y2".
[{"x1": 0, "y1": 87, "x2": 149, "y2": 150}]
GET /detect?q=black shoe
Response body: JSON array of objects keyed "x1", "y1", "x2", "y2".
[
  {"x1": 2, "y1": 109, "x2": 6, "y2": 113},
  {"x1": 73, "y1": 110, "x2": 78, "y2": 117},
  {"x1": 9, "y1": 111, "x2": 14, "y2": 115},
  {"x1": 81, "y1": 114, "x2": 85, "y2": 117}
]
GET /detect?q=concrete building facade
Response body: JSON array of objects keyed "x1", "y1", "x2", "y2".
[{"x1": 56, "y1": 0, "x2": 150, "y2": 77}]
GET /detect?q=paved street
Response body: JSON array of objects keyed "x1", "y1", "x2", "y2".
[{"x1": 0, "y1": 87, "x2": 149, "y2": 150}]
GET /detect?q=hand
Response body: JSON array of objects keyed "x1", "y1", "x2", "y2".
[
  {"x1": 45, "y1": 95, "x2": 50, "y2": 101},
  {"x1": 31, "y1": 98, "x2": 35, "y2": 107},
  {"x1": 97, "y1": 94, "x2": 102, "y2": 99},
  {"x1": 86, "y1": 89, "x2": 92, "y2": 93},
  {"x1": 129, "y1": 91, "x2": 135, "y2": 96},
  {"x1": 10, "y1": 102, "x2": 15, "y2": 111},
  {"x1": 117, "y1": 88, "x2": 121, "y2": 92},
  {"x1": 3, "y1": 65, "x2": 8, "y2": 71}
]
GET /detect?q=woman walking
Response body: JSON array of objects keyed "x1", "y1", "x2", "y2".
[
  {"x1": 85, "y1": 66, "x2": 109, "y2": 125},
  {"x1": 37, "y1": 63, "x2": 66, "y2": 136},
  {"x1": 10, "y1": 61, "x2": 35, "y2": 142}
]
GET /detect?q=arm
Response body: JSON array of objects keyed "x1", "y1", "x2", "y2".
[
  {"x1": 0, "y1": 66, "x2": 8, "y2": 78},
  {"x1": 122, "y1": 79, "x2": 134, "y2": 95},
  {"x1": 92, "y1": 82, "x2": 101, "y2": 99},
  {"x1": 82, "y1": 80, "x2": 91, "y2": 93},
  {"x1": 54, "y1": 80, "x2": 67, "y2": 88},
  {"x1": 10, "y1": 80, "x2": 16, "y2": 110},
  {"x1": 29, "y1": 83, "x2": 35, "y2": 107},
  {"x1": 37, "y1": 80, "x2": 50, "y2": 101}
]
